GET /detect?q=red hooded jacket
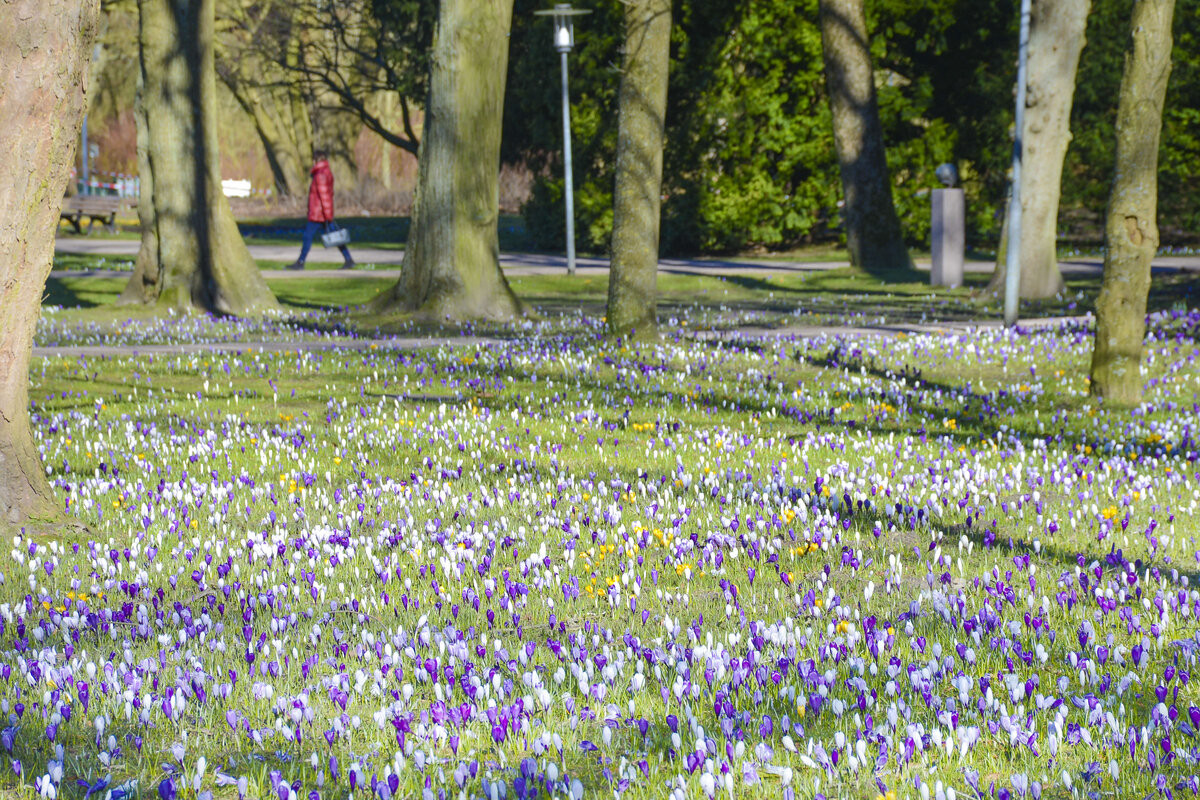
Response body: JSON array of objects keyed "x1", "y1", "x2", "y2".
[{"x1": 307, "y1": 160, "x2": 335, "y2": 223}]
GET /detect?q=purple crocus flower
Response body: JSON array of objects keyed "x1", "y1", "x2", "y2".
[{"x1": 77, "y1": 777, "x2": 110, "y2": 799}]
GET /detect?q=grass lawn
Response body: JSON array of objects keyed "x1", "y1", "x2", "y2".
[
  {"x1": 7, "y1": 266, "x2": 1200, "y2": 800},
  {"x1": 41, "y1": 268, "x2": 1005, "y2": 345},
  {"x1": 40, "y1": 263, "x2": 1200, "y2": 337}
]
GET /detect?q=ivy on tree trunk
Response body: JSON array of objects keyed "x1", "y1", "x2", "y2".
[
  {"x1": 606, "y1": 0, "x2": 673, "y2": 339},
  {"x1": 1090, "y1": 0, "x2": 1176, "y2": 406},
  {"x1": 119, "y1": 0, "x2": 278, "y2": 316},
  {"x1": 0, "y1": 0, "x2": 99, "y2": 534}
]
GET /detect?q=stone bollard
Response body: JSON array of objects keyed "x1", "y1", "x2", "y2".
[{"x1": 931, "y1": 187, "x2": 965, "y2": 288}]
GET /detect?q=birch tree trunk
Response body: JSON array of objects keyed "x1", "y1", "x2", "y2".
[
  {"x1": 0, "y1": 0, "x2": 99, "y2": 533},
  {"x1": 373, "y1": 0, "x2": 521, "y2": 320},
  {"x1": 819, "y1": 0, "x2": 913, "y2": 277},
  {"x1": 987, "y1": 0, "x2": 1091, "y2": 299},
  {"x1": 119, "y1": 0, "x2": 278, "y2": 315},
  {"x1": 606, "y1": 0, "x2": 673, "y2": 338},
  {"x1": 1089, "y1": 0, "x2": 1175, "y2": 406}
]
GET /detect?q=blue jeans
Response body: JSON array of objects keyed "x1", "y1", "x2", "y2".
[{"x1": 298, "y1": 221, "x2": 351, "y2": 263}]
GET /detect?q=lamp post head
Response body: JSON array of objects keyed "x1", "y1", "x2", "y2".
[{"x1": 535, "y1": 4, "x2": 591, "y2": 54}]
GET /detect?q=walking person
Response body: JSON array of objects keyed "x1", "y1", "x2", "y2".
[{"x1": 286, "y1": 149, "x2": 355, "y2": 270}]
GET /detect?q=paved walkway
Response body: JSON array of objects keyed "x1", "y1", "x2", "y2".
[
  {"x1": 31, "y1": 316, "x2": 1090, "y2": 360},
  {"x1": 32, "y1": 336, "x2": 499, "y2": 359},
  {"x1": 54, "y1": 236, "x2": 1200, "y2": 278}
]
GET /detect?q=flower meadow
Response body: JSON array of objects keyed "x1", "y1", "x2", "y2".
[{"x1": 10, "y1": 311, "x2": 1200, "y2": 800}]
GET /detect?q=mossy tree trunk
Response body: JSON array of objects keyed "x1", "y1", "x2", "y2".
[
  {"x1": 1090, "y1": 0, "x2": 1175, "y2": 406},
  {"x1": 0, "y1": 0, "x2": 99, "y2": 533},
  {"x1": 818, "y1": 0, "x2": 913, "y2": 277},
  {"x1": 987, "y1": 0, "x2": 1091, "y2": 300},
  {"x1": 373, "y1": 0, "x2": 521, "y2": 320},
  {"x1": 606, "y1": 0, "x2": 673, "y2": 339},
  {"x1": 119, "y1": 0, "x2": 278, "y2": 315}
]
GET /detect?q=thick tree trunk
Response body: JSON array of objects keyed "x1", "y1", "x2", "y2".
[
  {"x1": 1090, "y1": 0, "x2": 1174, "y2": 406},
  {"x1": 987, "y1": 0, "x2": 1091, "y2": 300},
  {"x1": 120, "y1": 0, "x2": 278, "y2": 315},
  {"x1": 0, "y1": 0, "x2": 99, "y2": 533},
  {"x1": 373, "y1": 0, "x2": 521, "y2": 320},
  {"x1": 223, "y1": 78, "x2": 313, "y2": 198},
  {"x1": 305, "y1": 3, "x2": 365, "y2": 194},
  {"x1": 129, "y1": 67, "x2": 160, "y2": 300},
  {"x1": 281, "y1": 27, "x2": 318, "y2": 195},
  {"x1": 216, "y1": 0, "x2": 316, "y2": 198},
  {"x1": 819, "y1": 0, "x2": 913, "y2": 277},
  {"x1": 313, "y1": 106, "x2": 364, "y2": 194},
  {"x1": 606, "y1": 0, "x2": 673, "y2": 338},
  {"x1": 379, "y1": 88, "x2": 396, "y2": 192}
]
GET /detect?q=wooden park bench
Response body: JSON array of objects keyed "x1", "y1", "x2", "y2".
[{"x1": 60, "y1": 195, "x2": 130, "y2": 235}]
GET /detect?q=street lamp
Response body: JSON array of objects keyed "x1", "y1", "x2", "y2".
[
  {"x1": 1004, "y1": 0, "x2": 1032, "y2": 328},
  {"x1": 534, "y1": 3, "x2": 590, "y2": 276},
  {"x1": 82, "y1": 43, "x2": 102, "y2": 194}
]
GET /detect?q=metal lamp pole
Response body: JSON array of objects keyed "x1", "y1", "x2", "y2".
[
  {"x1": 81, "y1": 116, "x2": 89, "y2": 194},
  {"x1": 81, "y1": 43, "x2": 101, "y2": 195},
  {"x1": 535, "y1": 4, "x2": 590, "y2": 276},
  {"x1": 559, "y1": 46, "x2": 576, "y2": 276},
  {"x1": 1004, "y1": 0, "x2": 1032, "y2": 328}
]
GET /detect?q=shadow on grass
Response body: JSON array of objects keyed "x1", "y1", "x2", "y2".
[{"x1": 43, "y1": 277, "x2": 113, "y2": 308}]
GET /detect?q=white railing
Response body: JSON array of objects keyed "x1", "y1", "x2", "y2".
[{"x1": 221, "y1": 179, "x2": 253, "y2": 198}]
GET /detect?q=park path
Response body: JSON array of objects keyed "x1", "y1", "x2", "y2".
[
  {"x1": 31, "y1": 315, "x2": 1087, "y2": 360},
  {"x1": 54, "y1": 236, "x2": 1200, "y2": 278}
]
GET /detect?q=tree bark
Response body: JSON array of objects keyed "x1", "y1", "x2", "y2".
[
  {"x1": 373, "y1": 0, "x2": 521, "y2": 320},
  {"x1": 1090, "y1": 0, "x2": 1175, "y2": 406},
  {"x1": 987, "y1": 0, "x2": 1091, "y2": 300},
  {"x1": 606, "y1": 0, "x2": 673, "y2": 338},
  {"x1": 0, "y1": 0, "x2": 99, "y2": 533},
  {"x1": 819, "y1": 0, "x2": 914, "y2": 277},
  {"x1": 120, "y1": 0, "x2": 278, "y2": 315}
]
